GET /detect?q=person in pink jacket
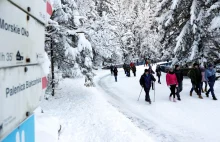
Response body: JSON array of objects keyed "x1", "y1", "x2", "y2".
[{"x1": 166, "y1": 68, "x2": 178, "y2": 102}]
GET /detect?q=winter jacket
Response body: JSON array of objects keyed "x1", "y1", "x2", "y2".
[
  {"x1": 113, "y1": 67, "x2": 118, "y2": 76},
  {"x1": 130, "y1": 62, "x2": 134, "y2": 68},
  {"x1": 140, "y1": 74, "x2": 156, "y2": 88},
  {"x1": 156, "y1": 67, "x2": 162, "y2": 76},
  {"x1": 131, "y1": 66, "x2": 136, "y2": 72},
  {"x1": 110, "y1": 66, "x2": 113, "y2": 71},
  {"x1": 123, "y1": 64, "x2": 126, "y2": 70},
  {"x1": 188, "y1": 68, "x2": 202, "y2": 84},
  {"x1": 205, "y1": 68, "x2": 216, "y2": 82},
  {"x1": 166, "y1": 72, "x2": 178, "y2": 86},
  {"x1": 174, "y1": 69, "x2": 183, "y2": 82}
]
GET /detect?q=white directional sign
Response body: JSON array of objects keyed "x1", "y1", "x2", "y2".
[{"x1": 0, "y1": 0, "x2": 45, "y2": 68}]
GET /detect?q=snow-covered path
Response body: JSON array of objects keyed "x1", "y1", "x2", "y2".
[
  {"x1": 97, "y1": 65, "x2": 220, "y2": 142},
  {"x1": 40, "y1": 71, "x2": 153, "y2": 142}
]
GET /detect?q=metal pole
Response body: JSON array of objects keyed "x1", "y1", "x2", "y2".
[
  {"x1": 137, "y1": 88, "x2": 143, "y2": 101},
  {"x1": 51, "y1": 38, "x2": 55, "y2": 96},
  {"x1": 154, "y1": 81, "x2": 156, "y2": 102}
]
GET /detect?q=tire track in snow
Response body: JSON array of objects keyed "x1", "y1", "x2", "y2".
[{"x1": 97, "y1": 73, "x2": 177, "y2": 142}]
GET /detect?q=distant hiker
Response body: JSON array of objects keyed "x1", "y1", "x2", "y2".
[
  {"x1": 131, "y1": 63, "x2": 136, "y2": 77},
  {"x1": 174, "y1": 65, "x2": 183, "y2": 101},
  {"x1": 149, "y1": 66, "x2": 155, "y2": 90},
  {"x1": 188, "y1": 63, "x2": 203, "y2": 99},
  {"x1": 136, "y1": 60, "x2": 139, "y2": 66},
  {"x1": 140, "y1": 69, "x2": 156, "y2": 104},
  {"x1": 110, "y1": 65, "x2": 114, "y2": 75},
  {"x1": 200, "y1": 66, "x2": 207, "y2": 93},
  {"x1": 156, "y1": 65, "x2": 162, "y2": 84},
  {"x1": 130, "y1": 62, "x2": 134, "y2": 68},
  {"x1": 205, "y1": 64, "x2": 217, "y2": 100},
  {"x1": 166, "y1": 68, "x2": 178, "y2": 102},
  {"x1": 123, "y1": 63, "x2": 127, "y2": 74},
  {"x1": 126, "y1": 64, "x2": 131, "y2": 77},
  {"x1": 145, "y1": 60, "x2": 148, "y2": 67},
  {"x1": 113, "y1": 66, "x2": 118, "y2": 82}
]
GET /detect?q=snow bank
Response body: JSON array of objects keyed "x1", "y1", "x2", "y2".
[{"x1": 40, "y1": 71, "x2": 154, "y2": 142}]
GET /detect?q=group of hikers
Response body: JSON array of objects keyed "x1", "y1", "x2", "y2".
[
  {"x1": 140, "y1": 62, "x2": 217, "y2": 104},
  {"x1": 109, "y1": 61, "x2": 218, "y2": 104},
  {"x1": 110, "y1": 61, "x2": 137, "y2": 82}
]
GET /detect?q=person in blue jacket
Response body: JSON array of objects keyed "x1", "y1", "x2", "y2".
[
  {"x1": 205, "y1": 63, "x2": 217, "y2": 100},
  {"x1": 140, "y1": 69, "x2": 156, "y2": 104}
]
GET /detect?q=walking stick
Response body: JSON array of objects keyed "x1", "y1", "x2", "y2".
[
  {"x1": 137, "y1": 88, "x2": 143, "y2": 101},
  {"x1": 154, "y1": 81, "x2": 156, "y2": 102}
]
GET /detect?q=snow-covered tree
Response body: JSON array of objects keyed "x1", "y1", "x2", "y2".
[{"x1": 45, "y1": 0, "x2": 94, "y2": 91}]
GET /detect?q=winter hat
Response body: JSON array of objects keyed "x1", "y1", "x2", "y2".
[
  {"x1": 208, "y1": 63, "x2": 213, "y2": 67},
  {"x1": 193, "y1": 63, "x2": 199, "y2": 67},
  {"x1": 145, "y1": 69, "x2": 149, "y2": 73}
]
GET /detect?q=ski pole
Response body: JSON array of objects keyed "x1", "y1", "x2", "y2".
[
  {"x1": 154, "y1": 81, "x2": 156, "y2": 102},
  {"x1": 137, "y1": 88, "x2": 143, "y2": 101}
]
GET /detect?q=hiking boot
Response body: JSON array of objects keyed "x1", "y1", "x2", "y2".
[
  {"x1": 149, "y1": 100, "x2": 152, "y2": 104},
  {"x1": 206, "y1": 92, "x2": 209, "y2": 97},
  {"x1": 198, "y1": 95, "x2": 203, "y2": 99},
  {"x1": 177, "y1": 98, "x2": 181, "y2": 101},
  {"x1": 213, "y1": 96, "x2": 218, "y2": 100},
  {"x1": 173, "y1": 98, "x2": 176, "y2": 102},
  {"x1": 190, "y1": 92, "x2": 192, "y2": 96}
]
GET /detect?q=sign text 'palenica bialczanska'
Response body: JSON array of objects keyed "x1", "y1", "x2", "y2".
[{"x1": 6, "y1": 78, "x2": 41, "y2": 97}]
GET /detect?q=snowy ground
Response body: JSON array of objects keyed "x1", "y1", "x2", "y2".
[{"x1": 40, "y1": 64, "x2": 220, "y2": 142}]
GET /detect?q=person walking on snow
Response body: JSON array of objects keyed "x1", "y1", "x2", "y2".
[
  {"x1": 205, "y1": 64, "x2": 217, "y2": 100},
  {"x1": 131, "y1": 63, "x2": 136, "y2": 77},
  {"x1": 149, "y1": 66, "x2": 155, "y2": 90},
  {"x1": 110, "y1": 65, "x2": 114, "y2": 75},
  {"x1": 113, "y1": 66, "x2": 118, "y2": 82},
  {"x1": 188, "y1": 63, "x2": 203, "y2": 99},
  {"x1": 166, "y1": 68, "x2": 178, "y2": 102},
  {"x1": 123, "y1": 63, "x2": 127, "y2": 75},
  {"x1": 139, "y1": 69, "x2": 156, "y2": 104},
  {"x1": 126, "y1": 64, "x2": 131, "y2": 77},
  {"x1": 174, "y1": 65, "x2": 183, "y2": 101},
  {"x1": 200, "y1": 65, "x2": 208, "y2": 93},
  {"x1": 156, "y1": 65, "x2": 162, "y2": 84}
]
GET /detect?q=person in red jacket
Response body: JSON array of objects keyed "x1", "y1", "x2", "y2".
[{"x1": 166, "y1": 68, "x2": 178, "y2": 102}]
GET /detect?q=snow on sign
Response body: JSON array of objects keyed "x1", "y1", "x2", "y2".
[
  {"x1": 0, "y1": 0, "x2": 45, "y2": 68},
  {"x1": 1, "y1": 115, "x2": 35, "y2": 142},
  {"x1": 8, "y1": 0, "x2": 47, "y2": 24},
  {"x1": 0, "y1": 65, "x2": 46, "y2": 140}
]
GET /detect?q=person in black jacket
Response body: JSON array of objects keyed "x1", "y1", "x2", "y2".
[
  {"x1": 139, "y1": 69, "x2": 156, "y2": 104},
  {"x1": 188, "y1": 63, "x2": 203, "y2": 99},
  {"x1": 110, "y1": 65, "x2": 114, "y2": 75},
  {"x1": 113, "y1": 66, "x2": 118, "y2": 82},
  {"x1": 156, "y1": 65, "x2": 162, "y2": 84},
  {"x1": 174, "y1": 65, "x2": 183, "y2": 101}
]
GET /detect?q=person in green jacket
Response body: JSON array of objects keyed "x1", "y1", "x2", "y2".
[{"x1": 188, "y1": 63, "x2": 203, "y2": 99}]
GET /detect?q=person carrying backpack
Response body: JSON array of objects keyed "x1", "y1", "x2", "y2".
[
  {"x1": 174, "y1": 65, "x2": 183, "y2": 101},
  {"x1": 188, "y1": 63, "x2": 203, "y2": 99},
  {"x1": 205, "y1": 63, "x2": 217, "y2": 100},
  {"x1": 139, "y1": 69, "x2": 156, "y2": 104},
  {"x1": 113, "y1": 66, "x2": 118, "y2": 82},
  {"x1": 166, "y1": 68, "x2": 178, "y2": 102}
]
